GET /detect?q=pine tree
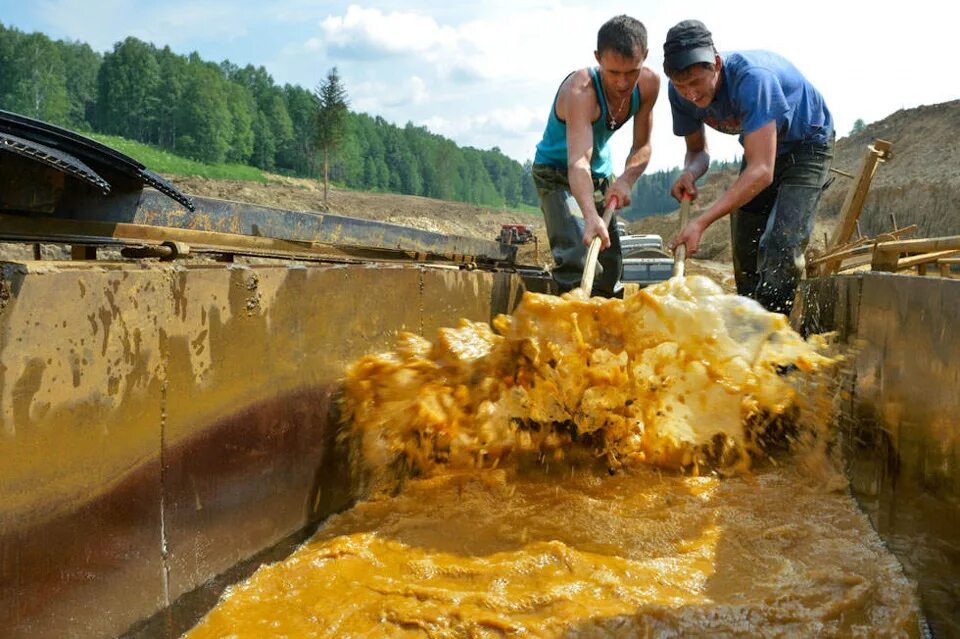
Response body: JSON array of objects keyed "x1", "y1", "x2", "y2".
[{"x1": 314, "y1": 67, "x2": 349, "y2": 205}]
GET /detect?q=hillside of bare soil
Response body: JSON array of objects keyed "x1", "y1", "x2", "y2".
[
  {"x1": 630, "y1": 99, "x2": 960, "y2": 262},
  {"x1": 820, "y1": 99, "x2": 960, "y2": 237}
]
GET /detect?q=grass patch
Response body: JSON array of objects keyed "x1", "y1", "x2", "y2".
[{"x1": 87, "y1": 134, "x2": 267, "y2": 182}]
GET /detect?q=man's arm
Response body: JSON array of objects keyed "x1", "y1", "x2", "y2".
[
  {"x1": 670, "y1": 120, "x2": 777, "y2": 254},
  {"x1": 671, "y1": 127, "x2": 710, "y2": 201},
  {"x1": 607, "y1": 69, "x2": 660, "y2": 207},
  {"x1": 563, "y1": 72, "x2": 611, "y2": 249}
]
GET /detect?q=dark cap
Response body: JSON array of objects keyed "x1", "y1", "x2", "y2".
[{"x1": 663, "y1": 20, "x2": 716, "y2": 75}]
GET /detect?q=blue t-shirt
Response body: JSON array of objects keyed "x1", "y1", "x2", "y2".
[
  {"x1": 669, "y1": 51, "x2": 832, "y2": 155},
  {"x1": 534, "y1": 67, "x2": 641, "y2": 178}
]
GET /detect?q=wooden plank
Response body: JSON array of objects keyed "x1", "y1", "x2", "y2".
[
  {"x1": 874, "y1": 235, "x2": 960, "y2": 255},
  {"x1": 823, "y1": 139, "x2": 892, "y2": 274},
  {"x1": 895, "y1": 249, "x2": 960, "y2": 271},
  {"x1": 808, "y1": 224, "x2": 917, "y2": 275},
  {"x1": 808, "y1": 242, "x2": 875, "y2": 267},
  {"x1": 836, "y1": 254, "x2": 875, "y2": 271}
]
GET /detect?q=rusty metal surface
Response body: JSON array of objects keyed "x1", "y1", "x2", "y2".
[
  {"x1": 0, "y1": 259, "x2": 538, "y2": 638},
  {"x1": 51, "y1": 190, "x2": 518, "y2": 265},
  {"x1": 797, "y1": 273, "x2": 960, "y2": 637},
  {"x1": 0, "y1": 190, "x2": 520, "y2": 266}
]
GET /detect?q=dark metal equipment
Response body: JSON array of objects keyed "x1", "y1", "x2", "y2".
[{"x1": 0, "y1": 109, "x2": 194, "y2": 211}]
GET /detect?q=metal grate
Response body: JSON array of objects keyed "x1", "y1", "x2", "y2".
[{"x1": 0, "y1": 132, "x2": 111, "y2": 194}]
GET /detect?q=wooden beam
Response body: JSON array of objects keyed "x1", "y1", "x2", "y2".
[
  {"x1": 823, "y1": 139, "x2": 892, "y2": 274},
  {"x1": 808, "y1": 225, "x2": 917, "y2": 275},
  {"x1": 808, "y1": 242, "x2": 874, "y2": 267},
  {"x1": 873, "y1": 235, "x2": 960, "y2": 255},
  {"x1": 895, "y1": 250, "x2": 960, "y2": 271}
]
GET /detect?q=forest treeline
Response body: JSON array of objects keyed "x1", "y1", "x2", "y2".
[{"x1": 0, "y1": 22, "x2": 733, "y2": 216}]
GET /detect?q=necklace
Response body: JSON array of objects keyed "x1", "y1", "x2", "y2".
[{"x1": 604, "y1": 86, "x2": 630, "y2": 131}]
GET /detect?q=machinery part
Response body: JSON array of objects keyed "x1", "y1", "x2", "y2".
[
  {"x1": 0, "y1": 109, "x2": 195, "y2": 211},
  {"x1": 1, "y1": 189, "x2": 519, "y2": 267},
  {"x1": 497, "y1": 224, "x2": 534, "y2": 244},
  {"x1": 0, "y1": 132, "x2": 110, "y2": 194},
  {"x1": 120, "y1": 241, "x2": 191, "y2": 261}
]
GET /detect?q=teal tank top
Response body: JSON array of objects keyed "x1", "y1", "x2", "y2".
[{"x1": 534, "y1": 67, "x2": 641, "y2": 179}]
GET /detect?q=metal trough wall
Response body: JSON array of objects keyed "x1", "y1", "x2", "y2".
[
  {"x1": 0, "y1": 259, "x2": 542, "y2": 638},
  {"x1": 796, "y1": 273, "x2": 960, "y2": 637}
]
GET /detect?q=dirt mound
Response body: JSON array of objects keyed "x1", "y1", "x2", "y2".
[
  {"x1": 820, "y1": 99, "x2": 960, "y2": 238},
  {"x1": 630, "y1": 99, "x2": 960, "y2": 262}
]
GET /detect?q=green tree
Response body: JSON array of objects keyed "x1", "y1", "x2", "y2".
[
  {"x1": 224, "y1": 81, "x2": 255, "y2": 164},
  {"x1": 315, "y1": 66, "x2": 349, "y2": 204},
  {"x1": 280, "y1": 84, "x2": 320, "y2": 176},
  {"x1": 4, "y1": 32, "x2": 69, "y2": 124},
  {"x1": 174, "y1": 58, "x2": 233, "y2": 163},
  {"x1": 97, "y1": 37, "x2": 160, "y2": 140},
  {"x1": 229, "y1": 64, "x2": 285, "y2": 171},
  {"x1": 155, "y1": 46, "x2": 187, "y2": 148},
  {"x1": 521, "y1": 161, "x2": 538, "y2": 206},
  {"x1": 0, "y1": 23, "x2": 17, "y2": 101},
  {"x1": 850, "y1": 118, "x2": 867, "y2": 135},
  {"x1": 59, "y1": 40, "x2": 100, "y2": 130},
  {"x1": 332, "y1": 114, "x2": 364, "y2": 186},
  {"x1": 0, "y1": 22, "x2": 541, "y2": 209}
]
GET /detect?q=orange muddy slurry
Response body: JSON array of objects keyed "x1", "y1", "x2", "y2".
[
  {"x1": 343, "y1": 275, "x2": 835, "y2": 479},
  {"x1": 185, "y1": 277, "x2": 919, "y2": 637},
  {"x1": 185, "y1": 466, "x2": 918, "y2": 638}
]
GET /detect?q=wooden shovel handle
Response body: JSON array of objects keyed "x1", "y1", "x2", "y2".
[
  {"x1": 672, "y1": 195, "x2": 691, "y2": 278},
  {"x1": 579, "y1": 196, "x2": 619, "y2": 297}
]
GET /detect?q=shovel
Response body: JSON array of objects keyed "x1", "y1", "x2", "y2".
[
  {"x1": 577, "y1": 196, "x2": 619, "y2": 298},
  {"x1": 672, "y1": 194, "x2": 691, "y2": 278}
]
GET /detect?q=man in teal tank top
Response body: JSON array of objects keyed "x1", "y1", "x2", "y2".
[{"x1": 532, "y1": 14, "x2": 659, "y2": 298}]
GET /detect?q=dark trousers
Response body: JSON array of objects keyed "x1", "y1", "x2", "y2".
[
  {"x1": 532, "y1": 163, "x2": 623, "y2": 298},
  {"x1": 731, "y1": 137, "x2": 834, "y2": 314}
]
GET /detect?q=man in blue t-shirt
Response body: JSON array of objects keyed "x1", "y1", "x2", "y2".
[
  {"x1": 532, "y1": 15, "x2": 659, "y2": 298},
  {"x1": 663, "y1": 20, "x2": 834, "y2": 314}
]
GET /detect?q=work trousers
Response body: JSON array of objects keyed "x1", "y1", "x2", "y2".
[
  {"x1": 731, "y1": 137, "x2": 834, "y2": 314},
  {"x1": 532, "y1": 163, "x2": 623, "y2": 298}
]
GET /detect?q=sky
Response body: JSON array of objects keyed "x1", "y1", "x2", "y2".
[{"x1": 2, "y1": 0, "x2": 956, "y2": 173}]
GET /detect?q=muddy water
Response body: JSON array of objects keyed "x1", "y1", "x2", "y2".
[
  {"x1": 186, "y1": 464, "x2": 917, "y2": 637},
  {"x1": 185, "y1": 277, "x2": 919, "y2": 637}
]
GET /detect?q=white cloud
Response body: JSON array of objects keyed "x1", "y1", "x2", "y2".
[
  {"x1": 351, "y1": 75, "x2": 429, "y2": 112},
  {"x1": 320, "y1": 5, "x2": 457, "y2": 59}
]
